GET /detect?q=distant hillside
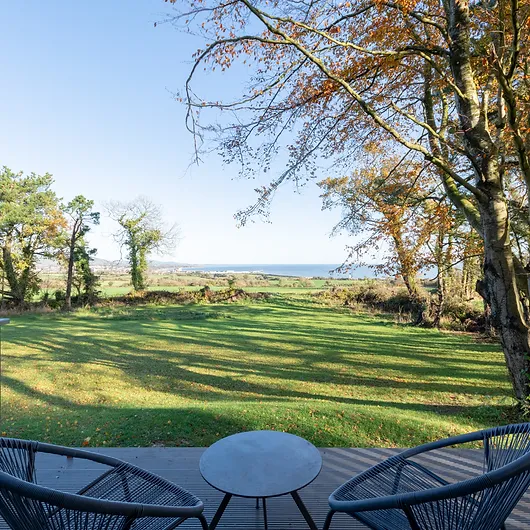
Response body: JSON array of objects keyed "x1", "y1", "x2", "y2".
[{"x1": 37, "y1": 258, "x2": 192, "y2": 272}]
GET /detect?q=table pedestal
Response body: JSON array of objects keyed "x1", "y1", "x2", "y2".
[{"x1": 209, "y1": 491, "x2": 318, "y2": 530}]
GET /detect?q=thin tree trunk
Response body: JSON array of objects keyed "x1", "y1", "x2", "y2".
[
  {"x1": 0, "y1": 265, "x2": 5, "y2": 309},
  {"x1": 432, "y1": 267, "x2": 445, "y2": 329},
  {"x1": 432, "y1": 223, "x2": 447, "y2": 328},
  {"x1": 64, "y1": 221, "x2": 79, "y2": 310},
  {"x1": 483, "y1": 299, "x2": 494, "y2": 337}
]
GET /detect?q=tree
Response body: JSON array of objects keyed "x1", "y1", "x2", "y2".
[
  {"x1": 171, "y1": 0, "x2": 530, "y2": 401},
  {"x1": 425, "y1": 203, "x2": 482, "y2": 328},
  {"x1": 0, "y1": 167, "x2": 65, "y2": 306},
  {"x1": 107, "y1": 198, "x2": 178, "y2": 291},
  {"x1": 71, "y1": 240, "x2": 100, "y2": 305},
  {"x1": 319, "y1": 156, "x2": 476, "y2": 327},
  {"x1": 319, "y1": 158, "x2": 434, "y2": 301},
  {"x1": 63, "y1": 196, "x2": 100, "y2": 310}
]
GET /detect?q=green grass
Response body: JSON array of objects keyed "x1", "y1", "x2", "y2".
[
  {"x1": 0, "y1": 295, "x2": 513, "y2": 448},
  {"x1": 99, "y1": 285, "x2": 324, "y2": 296}
]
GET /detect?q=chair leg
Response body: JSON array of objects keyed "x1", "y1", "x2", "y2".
[
  {"x1": 198, "y1": 514, "x2": 209, "y2": 530},
  {"x1": 323, "y1": 510, "x2": 335, "y2": 530}
]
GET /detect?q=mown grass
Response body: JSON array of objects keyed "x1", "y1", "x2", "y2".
[{"x1": 0, "y1": 295, "x2": 513, "y2": 448}]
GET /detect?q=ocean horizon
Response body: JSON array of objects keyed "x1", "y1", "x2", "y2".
[{"x1": 180, "y1": 263, "x2": 380, "y2": 279}]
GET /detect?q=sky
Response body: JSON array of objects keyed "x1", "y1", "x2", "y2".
[{"x1": 0, "y1": 1, "x2": 360, "y2": 265}]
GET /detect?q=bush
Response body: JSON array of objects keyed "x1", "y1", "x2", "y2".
[
  {"x1": 316, "y1": 279, "x2": 487, "y2": 332},
  {"x1": 54, "y1": 290, "x2": 66, "y2": 302}
]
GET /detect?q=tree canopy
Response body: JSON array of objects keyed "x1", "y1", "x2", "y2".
[
  {"x1": 171, "y1": 0, "x2": 530, "y2": 400},
  {"x1": 107, "y1": 197, "x2": 178, "y2": 291},
  {"x1": 0, "y1": 167, "x2": 65, "y2": 305},
  {"x1": 62, "y1": 195, "x2": 100, "y2": 309}
]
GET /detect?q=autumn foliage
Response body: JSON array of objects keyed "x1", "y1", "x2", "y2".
[{"x1": 170, "y1": 0, "x2": 530, "y2": 401}]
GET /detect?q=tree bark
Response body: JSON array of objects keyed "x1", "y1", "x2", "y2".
[
  {"x1": 479, "y1": 191, "x2": 530, "y2": 400},
  {"x1": 483, "y1": 299, "x2": 494, "y2": 338},
  {"x1": 433, "y1": 228, "x2": 446, "y2": 329},
  {"x1": 441, "y1": 0, "x2": 530, "y2": 400}
]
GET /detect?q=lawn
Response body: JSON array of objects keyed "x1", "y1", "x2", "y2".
[{"x1": 0, "y1": 295, "x2": 512, "y2": 448}]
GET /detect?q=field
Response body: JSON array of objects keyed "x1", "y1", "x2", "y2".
[
  {"x1": 38, "y1": 270, "x2": 360, "y2": 297},
  {"x1": 0, "y1": 293, "x2": 512, "y2": 448}
]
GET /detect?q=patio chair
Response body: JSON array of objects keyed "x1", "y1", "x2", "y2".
[
  {"x1": 0, "y1": 437, "x2": 208, "y2": 529},
  {"x1": 324, "y1": 423, "x2": 530, "y2": 530}
]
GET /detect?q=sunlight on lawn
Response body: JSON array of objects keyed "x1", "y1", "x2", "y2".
[{"x1": 1, "y1": 295, "x2": 510, "y2": 448}]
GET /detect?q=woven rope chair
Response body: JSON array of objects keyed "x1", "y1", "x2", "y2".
[
  {"x1": 0, "y1": 437, "x2": 208, "y2": 530},
  {"x1": 324, "y1": 423, "x2": 530, "y2": 530}
]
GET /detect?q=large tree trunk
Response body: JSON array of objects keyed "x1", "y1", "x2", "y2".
[
  {"x1": 443, "y1": 0, "x2": 530, "y2": 401},
  {"x1": 479, "y1": 191, "x2": 530, "y2": 401}
]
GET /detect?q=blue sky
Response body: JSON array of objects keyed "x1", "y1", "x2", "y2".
[{"x1": 0, "y1": 1, "x2": 358, "y2": 265}]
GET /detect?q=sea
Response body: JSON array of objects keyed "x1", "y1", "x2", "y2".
[{"x1": 180, "y1": 264, "x2": 378, "y2": 279}]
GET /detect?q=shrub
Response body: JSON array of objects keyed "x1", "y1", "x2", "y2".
[{"x1": 316, "y1": 279, "x2": 486, "y2": 332}]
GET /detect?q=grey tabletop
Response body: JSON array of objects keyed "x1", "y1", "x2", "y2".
[{"x1": 199, "y1": 430, "x2": 322, "y2": 498}]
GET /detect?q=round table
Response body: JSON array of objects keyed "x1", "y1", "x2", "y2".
[{"x1": 200, "y1": 430, "x2": 322, "y2": 530}]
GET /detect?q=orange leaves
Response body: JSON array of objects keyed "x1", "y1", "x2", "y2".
[
  {"x1": 319, "y1": 153, "x2": 442, "y2": 282},
  {"x1": 373, "y1": 0, "x2": 423, "y2": 13}
]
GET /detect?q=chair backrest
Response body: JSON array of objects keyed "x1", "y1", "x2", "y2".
[
  {"x1": 0, "y1": 438, "x2": 131, "y2": 530},
  {"x1": 484, "y1": 423, "x2": 530, "y2": 471},
  {"x1": 0, "y1": 437, "x2": 204, "y2": 530},
  {"x1": 0, "y1": 438, "x2": 37, "y2": 483},
  {"x1": 410, "y1": 423, "x2": 530, "y2": 530}
]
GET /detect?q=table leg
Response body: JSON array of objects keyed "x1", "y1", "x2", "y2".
[
  {"x1": 291, "y1": 491, "x2": 318, "y2": 530},
  {"x1": 209, "y1": 493, "x2": 232, "y2": 530},
  {"x1": 262, "y1": 497, "x2": 268, "y2": 530}
]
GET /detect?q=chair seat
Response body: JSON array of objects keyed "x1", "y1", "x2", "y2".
[
  {"x1": 0, "y1": 438, "x2": 207, "y2": 530},
  {"x1": 325, "y1": 424, "x2": 530, "y2": 530},
  {"x1": 332, "y1": 456, "x2": 449, "y2": 530},
  {"x1": 62, "y1": 462, "x2": 202, "y2": 530},
  {"x1": 77, "y1": 462, "x2": 201, "y2": 508}
]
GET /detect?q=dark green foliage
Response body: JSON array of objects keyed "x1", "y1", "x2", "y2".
[
  {"x1": 108, "y1": 198, "x2": 177, "y2": 292},
  {"x1": 317, "y1": 280, "x2": 484, "y2": 331},
  {"x1": 72, "y1": 242, "x2": 100, "y2": 305},
  {"x1": 62, "y1": 196, "x2": 100, "y2": 310},
  {"x1": 0, "y1": 167, "x2": 64, "y2": 306},
  {"x1": 122, "y1": 217, "x2": 161, "y2": 291}
]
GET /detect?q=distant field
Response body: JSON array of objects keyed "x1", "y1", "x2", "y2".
[
  {"x1": 99, "y1": 285, "x2": 327, "y2": 296},
  {"x1": 38, "y1": 271, "x2": 360, "y2": 298},
  {"x1": 1, "y1": 294, "x2": 511, "y2": 448}
]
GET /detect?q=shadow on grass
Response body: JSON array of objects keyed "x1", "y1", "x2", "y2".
[
  {"x1": 4, "y1": 309, "x2": 508, "y2": 396},
  {"x1": 0, "y1": 297, "x2": 512, "y2": 447},
  {"x1": 0, "y1": 381, "x2": 508, "y2": 448},
  {"x1": 0, "y1": 372, "x2": 504, "y2": 420}
]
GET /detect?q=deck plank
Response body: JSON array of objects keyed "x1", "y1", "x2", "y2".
[{"x1": 1, "y1": 447, "x2": 529, "y2": 529}]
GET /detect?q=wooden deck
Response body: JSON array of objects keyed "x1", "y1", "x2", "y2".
[{"x1": 2, "y1": 447, "x2": 530, "y2": 529}]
